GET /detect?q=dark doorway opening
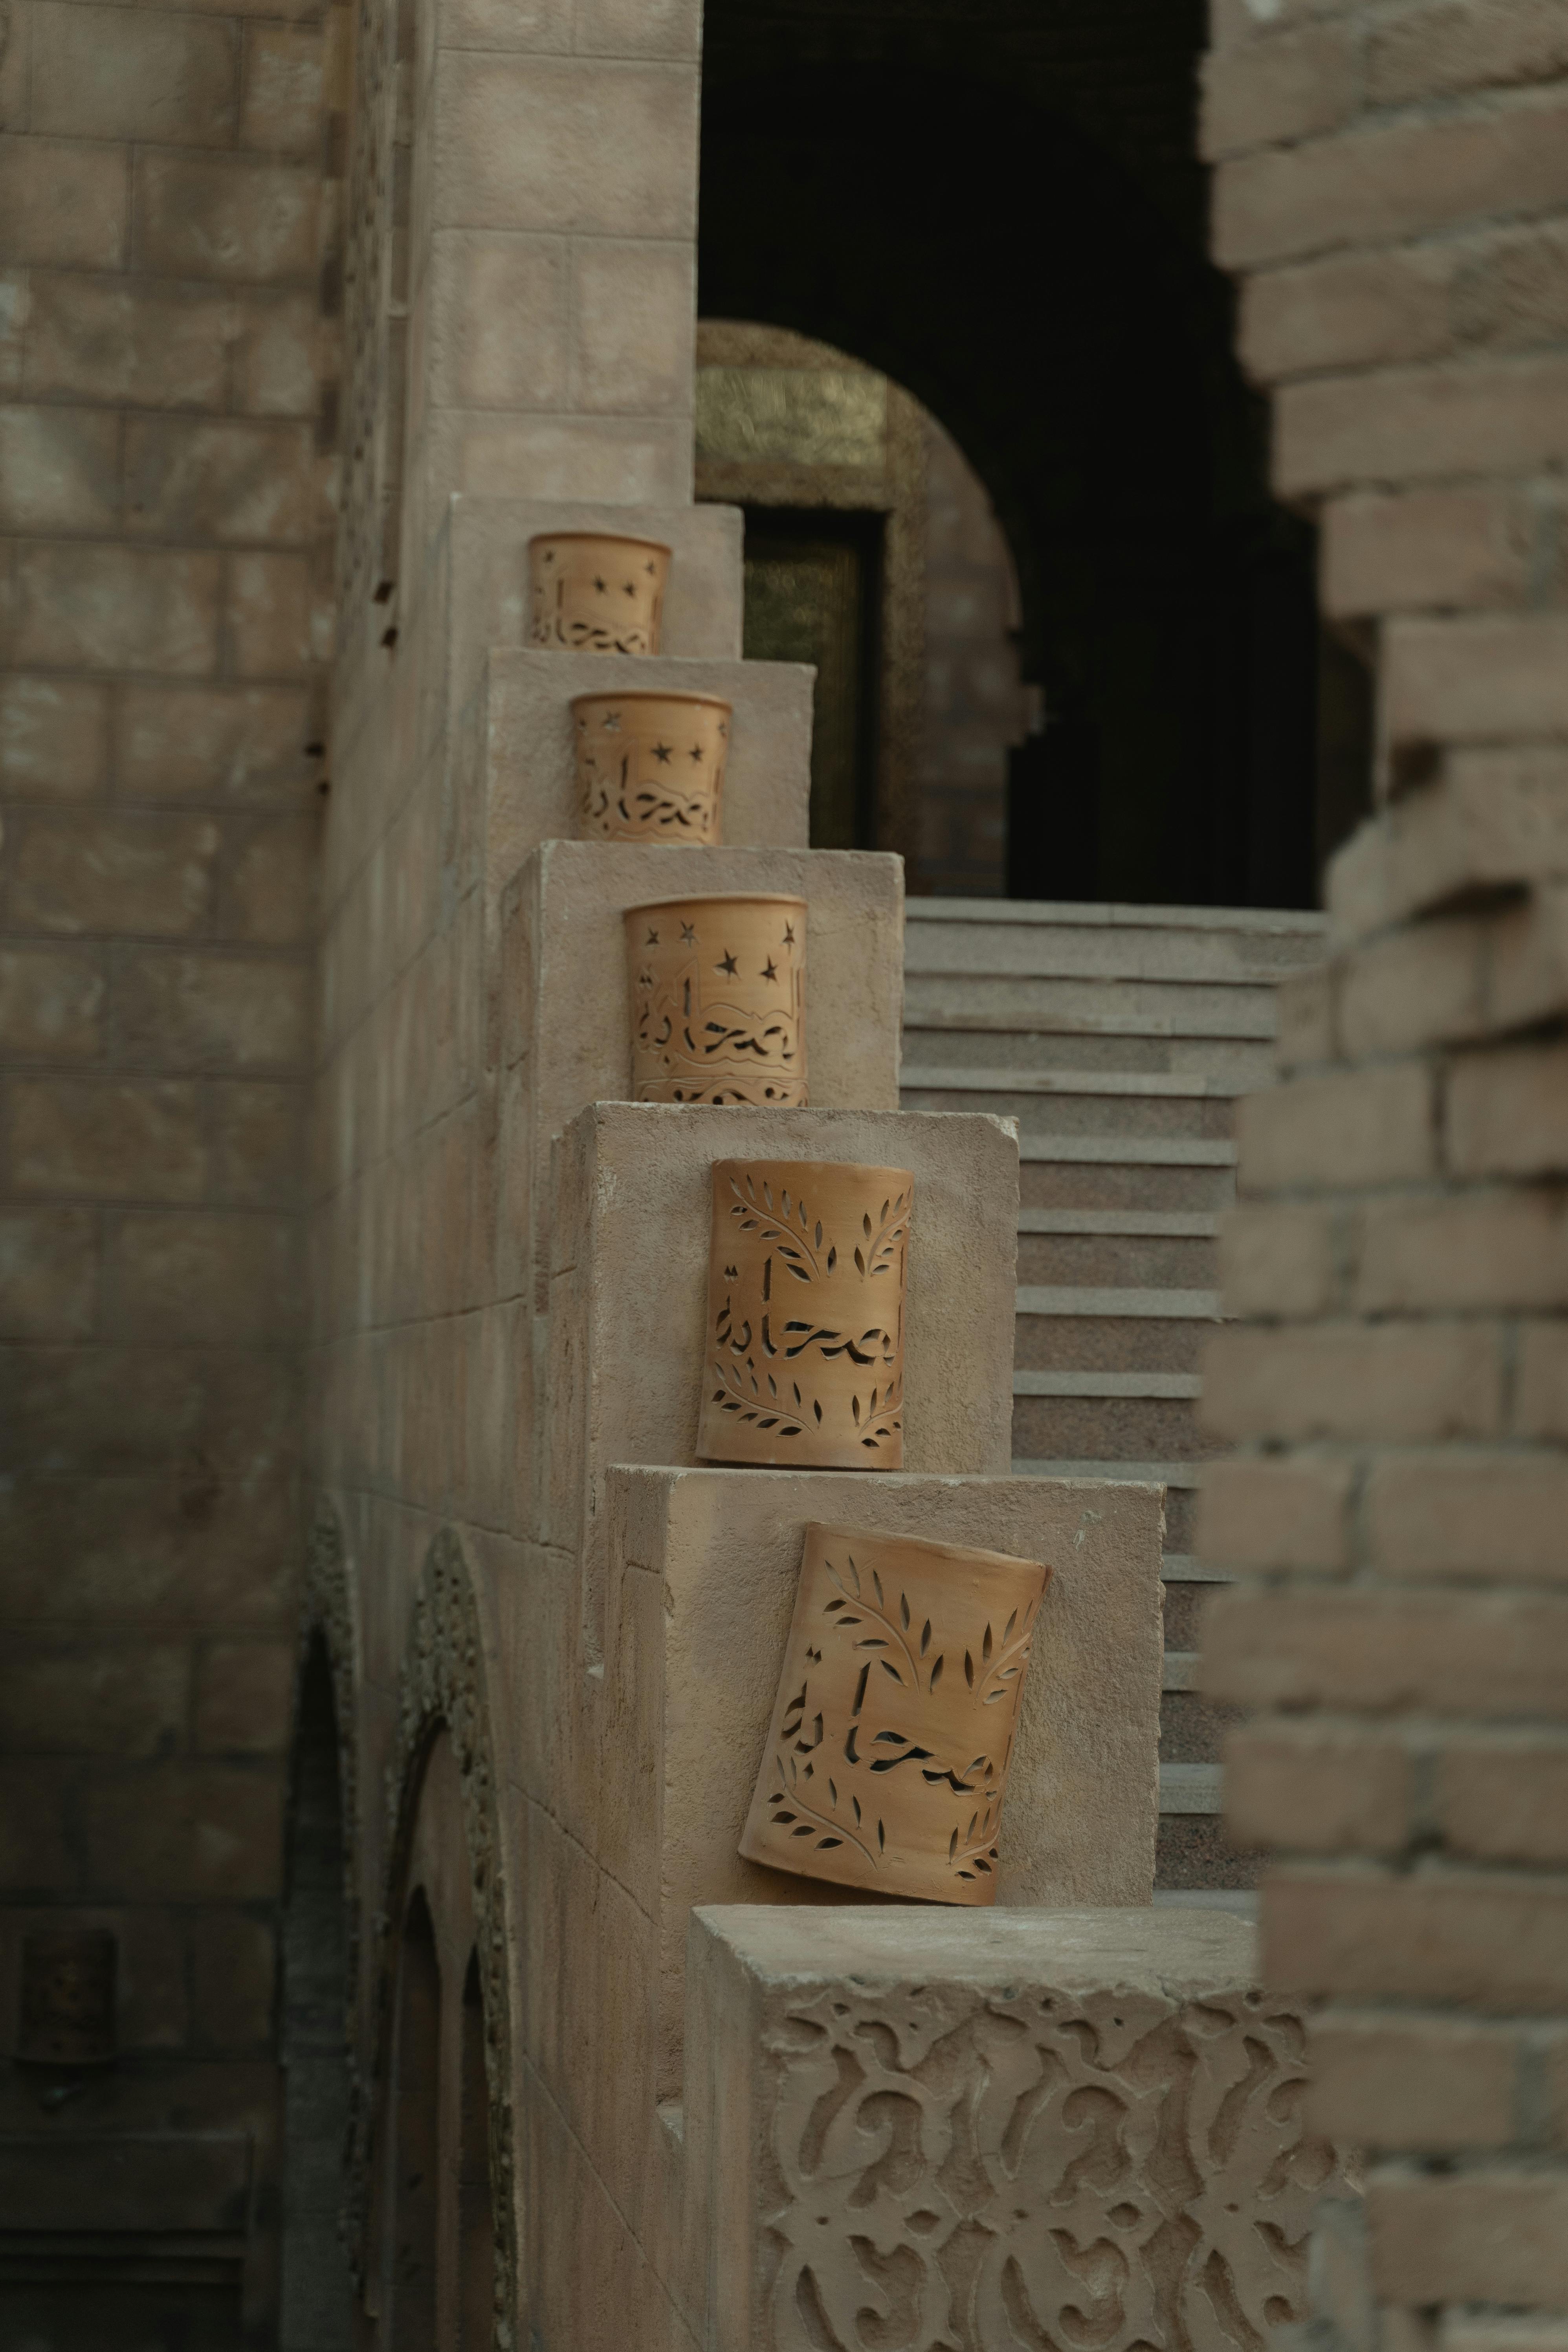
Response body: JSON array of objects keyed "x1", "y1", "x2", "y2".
[
  {"x1": 698, "y1": 17, "x2": 1372, "y2": 906},
  {"x1": 739, "y1": 506, "x2": 883, "y2": 851}
]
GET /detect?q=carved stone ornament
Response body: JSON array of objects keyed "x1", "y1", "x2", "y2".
[
  {"x1": 528, "y1": 530, "x2": 670, "y2": 655},
  {"x1": 740, "y1": 1522, "x2": 1049, "y2": 1903},
  {"x1": 573, "y1": 690, "x2": 730, "y2": 844},
  {"x1": 697, "y1": 1159, "x2": 910, "y2": 1468},
  {"x1": 624, "y1": 893, "x2": 807, "y2": 1105}
]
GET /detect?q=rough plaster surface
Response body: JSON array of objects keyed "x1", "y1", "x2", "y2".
[
  {"x1": 688, "y1": 1903, "x2": 1338, "y2": 2352},
  {"x1": 609, "y1": 1467, "x2": 1164, "y2": 2097},
  {"x1": 546, "y1": 1105, "x2": 1022, "y2": 1644},
  {"x1": 482, "y1": 649, "x2": 814, "y2": 900}
]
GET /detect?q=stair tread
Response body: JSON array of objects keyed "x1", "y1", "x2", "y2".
[
  {"x1": 903, "y1": 1064, "x2": 1248, "y2": 1099},
  {"x1": 906, "y1": 898, "x2": 1326, "y2": 936},
  {"x1": 1161, "y1": 1554, "x2": 1231, "y2": 1583},
  {"x1": 1019, "y1": 1208, "x2": 1218, "y2": 1236},
  {"x1": 1019, "y1": 1134, "x2": 1237, "y2": 1165},
  {"x1": 1014, "y1": 1369, "x2": 1201, "y2": 1398},
  {"x1": 903, "y1": 1005, "x2": 1278, "y2": 1041},
  {"x1": 1017, "y1": 1284, "x2": 1221, "y2": 1319},
  {"x1": 1013, "y1": 1457, "x2": 1201, "y2": 1487},
  {"x1": 1160, "y1": 1763, "x2": 1224, "y2": 1814}
]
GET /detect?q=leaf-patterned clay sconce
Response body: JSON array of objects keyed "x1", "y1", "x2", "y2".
[
  {"x1": 697, "y1": 1159, "x2": 911, "y2": 1470},
  {"x1": 573, "y1": 690, "x2": 730, "y2": 844},
  {"x1": 624, "y1": 893, "x2": 807, "y2": 1106},
  {"x1": 740, "y1": 1522, "x2": 1050, "y2": 1904},
  {"x1": 528, "y1": 532, "x2": 670, "y2": 655}
]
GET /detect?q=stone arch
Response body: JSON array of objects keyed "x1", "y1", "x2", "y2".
[{"x1": 357, "y1": 1530, "x2": 517, "y2": 2352}]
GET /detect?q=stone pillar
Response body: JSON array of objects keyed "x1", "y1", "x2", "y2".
[{"x1": 1198, "y1": 1, "x2": 1568, "y2": 2336}]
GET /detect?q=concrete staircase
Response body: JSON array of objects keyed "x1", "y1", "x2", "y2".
[{"x1": 900, "y1": 896, "x2": 1327, "y2": 1894}]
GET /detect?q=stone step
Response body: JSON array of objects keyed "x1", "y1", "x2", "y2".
[
  {"x1": 1018, "y1": 1307, "x2": 1216, "y2": 1372},
  {"x1": 1014, "y1": 1369, "x2": 1201, "y2": 1397},
  {"x1": 1159, "y1": 1763, "x2": 1224, "y2": 1814},
  {"x1": 1019, "y1": 1136, "x2": 1238, "y2": 1215},
  {"x1": 1019, "y1": 1208, "x2": 1219, "y2": 1236},
  {"x1": 903, "y1": 972, "x2": 1280, "y2": 1038},
  {"x1": 1162, "y1": 1651, "x2": 1199, "y2": 1691},
  {"x1": 1018, "y1": 1227, "x2": 1217, "y2": 1288},
  {"x1": 1162, "y1": 1688, "x2": 1242, "y2": 1765},
  {"x1": 1016, "y1": 1283, "x2": 1221, "y2": 1320},
  {"x1": 1013, "y1": 1391, "x2": 1206, "y2": 1462},
  {"x1": 902, "y1": 1026, "x2": 1276, "y2": 1085},
  {"x1": 904, "y1": 903, "x2": 1326, "y2": 986},
  {"x1": 903, "y1": 1073, "x2": 1238, "y2": 1141},
  {"x1": 906, "y1": 896, "x2": 1328, "y2": 936}
]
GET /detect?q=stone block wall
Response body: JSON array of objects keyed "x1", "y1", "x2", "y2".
[
  {"x1": 0, "y1": 0, "x2": 335, "y2": 2323},
  {"x1": 1197, "y1": 0, "x2": 1568, "y2": 2336}
]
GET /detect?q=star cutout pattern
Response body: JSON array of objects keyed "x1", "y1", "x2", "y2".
[
  {"x1": 679, "y1": 922, "x2": 697, "y2": 945},
  {"x1": 717, "y1": 951, "x2": 739, "y2": 976}
]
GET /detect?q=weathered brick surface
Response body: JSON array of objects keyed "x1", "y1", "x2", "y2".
[
  {"x1": 0, "y1": 0, "x2": 326, "y2": 2297},
  {"x1": 1203, "y1": 6, "x2": 1568, "y2": 2318}
]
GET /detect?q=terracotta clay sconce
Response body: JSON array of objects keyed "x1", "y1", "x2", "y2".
[
  {"x1": 698, "y1": 1159, "x2": 910, "y2": 1469},
  {"x1": 573, "y1": 691, "x2": 731, "y2": 844},
  {"x1": 624, "y1": 894, "x2": 807, "y2": 1106},
  {"x1": 527, "y1": 531, "x2": 670, "y2": 655},
  {"x1": 741, "y1": 1522, "x2": 1050, "y2": 1904}
]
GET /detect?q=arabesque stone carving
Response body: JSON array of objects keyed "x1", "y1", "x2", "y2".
[
  {"x1": 753, "y1": 1950, "x2": 1335, "y2": 2351},
  {"x1": 741, "y1": 1522, "x2": 1048, "y2": 1902},
  {"x1": 529, "y1": 531, "x2": 671, "y2": 653},
  {"x1": 625, "y1": 892, "x2": 807, "y2": 1104},
  {"x1": 698, "y1": 1159, "x2": 911, "y2": 1468},
  {"x1": 574, "y1": 690, "x2": 731, "y2": 842},
  {"x1": 352, "y1": 1530, "x2": 517, "y2": 2352}
]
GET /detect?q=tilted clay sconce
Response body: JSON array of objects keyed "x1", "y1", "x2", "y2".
[
  {"x1": 574, "y1": 691, "x2": 731, "y2": 844},
  {"x1": 624, "y1": 894, "x2": 807, "y2": 1106},
  {"x1": 698, "y1": 1160, "x2": 910, "y2": 1469},
  {"x1": 527, "y1": 532, "x2": 671, "y2": 655},
  {"x1": 740, "y1": 1522, "x2": 1051, "y2": 1904}
]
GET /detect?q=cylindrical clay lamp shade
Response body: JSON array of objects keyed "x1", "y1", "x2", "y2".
[
  {"x1": 740, "y1": 1522, "x2": 1050, "y2": 1904},
  {"x1": 624, "y1": 895, "x2": 807, "y2": 1106},
  {"x1": 527, "y1": 532, "x2": 670, "y2": 655},
  {"x1": 573, "y1": 692, "x2": 731, "y2": 844},
  {"x1": 698, "y1": 1159, "x2": 911, "y2": 1469}
]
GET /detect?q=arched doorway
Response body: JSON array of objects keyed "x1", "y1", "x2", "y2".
[
  {"x1": 697, "y1": 25, "x2": 1373, "y2": 906},
  {"x1": 279, "y1": 1633, "x2": 357, "y2": 2352},
  {"x1": 370, "y1": 1729, "x2": 497, "y2": 2352}
]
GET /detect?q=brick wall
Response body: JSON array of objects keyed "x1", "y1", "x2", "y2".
[
  {"x1": 0, "y1": 0, "x2": 334, "y2": 2322},
  {"x1": 1197, "y1": 0, "x2": 1568, "y2": 2336}
]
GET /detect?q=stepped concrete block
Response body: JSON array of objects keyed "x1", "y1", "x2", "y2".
[
  {"x1": 1017, "y1": 1229, "x2": 1218, "y2": 1287},
  {"x1": 547, "y1": 1104, "x2": 1020, "y2": 1655},
  {"x1": 607, "y1": 1468, "x2": 1163, "y2": 2100},
  {"x1": 1012, "y1": 1392, "x2": 1206, "y2": 1462},
  {"x1": 903, "y1": 1081, "x2": 1237, "y2": 1141},
  {"x1": 478, "y1": 649, "x2": 814, "y2": 903},
  {"x1": 444, "y1": 495, "x2": 745, "y2": 717},
  {"x1": 686, "y1": 1902, "x2": 1333, "y2": 2352},
  {"x1": 499, "y1": 842, "x2": 905, "y2": 1303},
  {"x1": 900, "y1": 971, "x2": 1282, "y2": 1037}
]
